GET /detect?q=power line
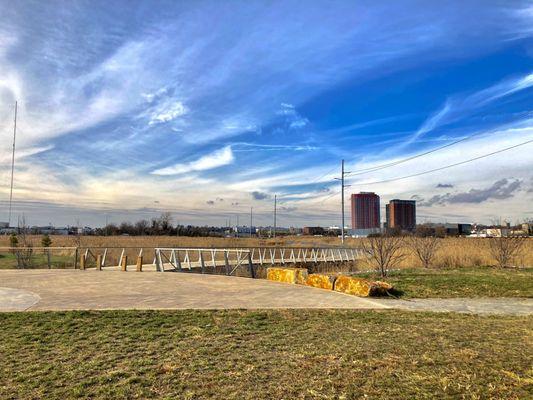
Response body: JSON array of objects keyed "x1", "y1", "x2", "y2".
[
  {"x1": 347, "y1": 139, "x2": 533, "y2": 186},
  {"x1": 320, "y1": 139, "x2": 532, "y2": 202},
  {"x1": 344, "y1": 130, "x2": 492, "y2": 177}
]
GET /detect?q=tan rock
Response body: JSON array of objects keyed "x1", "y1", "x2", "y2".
[
  {"x1": 334, "y1": 275, "x2": 372, "y2": 296},
  {"x1": 266, "y1": 267, "x2": 308, "y2": 284},
  {"x1": 306, "y1": 274, "x2": 336, "y2": 290},
  {"x1": 334, "y1": 276, "x2": 393, "y2": 297}
]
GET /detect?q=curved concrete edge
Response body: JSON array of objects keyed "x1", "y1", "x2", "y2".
[{"x1": 0, "y1": 287, "x2": 41, "y2": 312}]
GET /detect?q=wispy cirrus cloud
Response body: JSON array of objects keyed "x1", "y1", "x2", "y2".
[
  {"x1": 148, "y1": 101, "x2": 187, "y2": 125},
  {"x1": 151, "y1": 146, "x2": 234, "y2": 176},
  {"x1": 409, "y1": 72, "x2": 533, "y2": 143},
  {"x1": 0, "y1": 1, "x2": 532, "y2": 226}
]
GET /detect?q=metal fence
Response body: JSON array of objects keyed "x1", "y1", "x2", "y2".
[{"x1": 0, "y1": 245, "x2": 365, "y2": 276}]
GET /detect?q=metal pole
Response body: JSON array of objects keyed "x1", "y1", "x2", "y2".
[
  {"x1": 8, "y1": 101, "x2": 17, "y2": 227},
  {"x1": 273, "y1": 194, "x2": 277, "y2": 238},
  {"x1": 341, "y1": 159, "x2": 345, "y2": 244},
  {"x1": 250, "y1": 207, "x2": 253, "y2": 237}
]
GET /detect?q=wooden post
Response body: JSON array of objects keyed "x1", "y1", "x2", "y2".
[
  {"x1": 96, "y1": 254, "x2": 102, "y2": 271},
  {"x1": 136, "y1": 256, "x2": 143, "y2": 272},
  {"x1": 80, "y1": 253, "x2": 86, "y2": 270},
  {"x1": 121, "y1": 255, "x2": 128, "y2": 271}
]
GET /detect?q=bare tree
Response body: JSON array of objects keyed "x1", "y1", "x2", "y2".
[
  {"x1": 159, "y1": 212, "x2": 173, "y2": 234},
  {"x1": 135, "y1": 219, "x2": 150, "y2": 235},
  {"x1": 361, "y1": 235, "x2": 406, "y2": 277},
  {"x1": 15, "y1": 216, "x2": 33, "y2": 268},
  {"x1": 409, "y1": 236, "x2": 441, "y2": 268},
  {"x1": 72, "y1": 219, "x2": 83, "y2": 247},
  {"x1": 488, "y1": 237, "x2": 525, "y2": 268}
]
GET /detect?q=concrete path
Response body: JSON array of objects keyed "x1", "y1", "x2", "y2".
[
  {"x1": 0, "y1": 270, "x2": 531, "y2": 315},
  {"x1": 0, "y1": 287, "x2": 40, "y2": 311},
  {"x1": 370, "y1": 298, "x2": 533, "y2": 316},
  {"x1": 0, "y1": 270, "x2": 388, "y2": 311}
]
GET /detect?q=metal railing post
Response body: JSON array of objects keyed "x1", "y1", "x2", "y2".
[
  {"x1": 248, "y1": 252, "x2": 255, "y2": 278},
  {"x1": 224, "y1": 250, "x2": 230, "y2": 275}
]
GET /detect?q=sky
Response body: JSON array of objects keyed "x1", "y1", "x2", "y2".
[{"x1": 0, "y1": 0, "x2": 532, "y2": 228}]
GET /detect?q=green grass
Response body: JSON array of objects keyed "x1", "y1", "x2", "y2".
[
  {"x1": 0, "y1": 310, "x2": 531, "y2": 399},
  {"x1": 354, "y1": 267, "x2": 533, "y2": 298},
  {"x1": 0, "y1": 252, "x2": 75, "y2": 269}
]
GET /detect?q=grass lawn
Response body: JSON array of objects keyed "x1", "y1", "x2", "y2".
[
  {"x1": 0, "y1": 252, "x2": 75, "y2": 269},
  {"x1": 0, "y1": 310, "x2": 531, "y2": 399},
  {"x1": 354, "y1": 267, "x2": 533, "y2": 298}
]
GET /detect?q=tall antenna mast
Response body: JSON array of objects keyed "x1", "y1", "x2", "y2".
[
  {"x1": 8, "y1": 101, "x2": 17, "y2": 227},
  {"x1": 341, "y1": 159, "x2": 345, "y2": 243},
  {"x1": 249, "y1": 207, "x2": 253, "y2": 237},
  {"x1": 273, "y1": 194, "x2": 277, "y2": 238}
]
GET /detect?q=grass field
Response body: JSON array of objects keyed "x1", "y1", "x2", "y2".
[
  {"x1": 1, "y1": 235, "x2": 532, "y2": 268},
  {"x1": 0, "y1": 252, "x2": 75, "y2": 269},
  {"x1": 354, "y1": 267, "x2": 533, "y2": 298},
  {"x1": 0, "y1": 310, "x2": 531, "y2": 399}
]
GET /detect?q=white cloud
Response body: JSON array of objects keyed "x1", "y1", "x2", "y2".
[
  {"x1": 410, "y1": 101, "x2": 451, "y2": 143},
  {"x1": 410, "y1": 72, "x2": 533, "y2": 142},
  {"x1": 152, "y1": 146, "x2": 234, "y2": 176},
  {"x1": 0, "y1": 145, "x2": 53, "y2": 164},
  {"x1": 148, "y1": 101, "x2": 188, "y2": 125}
]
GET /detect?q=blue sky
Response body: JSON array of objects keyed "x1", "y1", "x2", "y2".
[{"x1": 0, "y1": 0, "x2": 532, "y2": 227}]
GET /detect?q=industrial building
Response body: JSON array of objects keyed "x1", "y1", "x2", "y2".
[{"x1": 385, "y1": 199, "x2": 416, "y2": 232}]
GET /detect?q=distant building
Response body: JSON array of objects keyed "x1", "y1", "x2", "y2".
[
  {"x1": 444, "y1": 223, "x2": 472, "y2": 236},
  {"x1": 0, "y1": 222, "x2": 8, "y2": 228},
  {"x1": 233, "y1": 226, "x2": 257, "y2": 235},
  {"x1": 485, "y1": 228, "x2": 510, "y2": 238},
  {"x1": 303, "y1": 226, "x2": 325, "y2": 235},
  {"x1": 325, "y1": 226, "x2": 341, "y2": 236},
  {"x1": 386, "y1": 199, "x2": 416, "y2": 232},
  {"x1": 351, "y1": 192, "x2": 380, "y2": 231},
  {"x1": 457, "y1": 224, "x2": 472, "y2": 235}
]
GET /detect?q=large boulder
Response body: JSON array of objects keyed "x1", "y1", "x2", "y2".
[
  {"x1": 334, "y1": 276, "x2": 393, "y2": 297},
  {"x1": 266, "y1": 267, "x2": 308, "y2": 284},
  {"x1": 306, "y1": 274, "x2": 336, "y2": 290}
]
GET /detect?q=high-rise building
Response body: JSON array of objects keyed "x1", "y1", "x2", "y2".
[
  {"x1": 351, "y1": 192, "x2": 380, "y2": 231},
  {"x1": 386, "y1": 199, "x2": 416, "y2": 231}
]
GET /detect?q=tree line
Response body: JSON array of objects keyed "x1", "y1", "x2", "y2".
[{"x1": 96, "y1": 213, "x2": 227, "y2": 237}]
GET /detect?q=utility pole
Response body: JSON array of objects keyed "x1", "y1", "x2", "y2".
[
  {"x1": 250, "y1": 207, "x2": 253, "y2": 237},
  {"x1": 273, "y1": 194, "x2": 277, "y2": 238},
  {"x1": 341, "y1": 159, "x2": 345, "y2": 244},
  {"x1": 334, "y1": 159, "x2": 350, "y2": 244},
  {"x1": 8, "y1": 101, "x2": 17, "y2": 227}
]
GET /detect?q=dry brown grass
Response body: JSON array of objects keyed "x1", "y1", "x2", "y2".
[{"x1": 1, "y1": 235, "x2": 532, "y2": 268}]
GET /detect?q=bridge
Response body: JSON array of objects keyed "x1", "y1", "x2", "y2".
[
  {"x1": 0, "y1": 246, "x2": 365, "y2": 276},
  {"x1": 153, "y1": 246, "x2": 365, "y2": 275}
]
